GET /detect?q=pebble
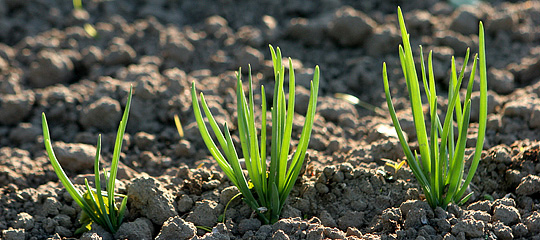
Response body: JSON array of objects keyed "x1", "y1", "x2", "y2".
[
  {"x1": 1, "y1": 228, "x2": 26, "y2": 240},
  {"x1": 27, "y1": 50, "x2": 74, "y2": 88},
  {"x1": 162, "y1": 30, "x2": 194, "y2": 65},
  {"x1": 451, "y1": 218, "x2": 485, "y2": 238},
  {"x1": 185, "y1": 199, "x2": 222, "y2": 227},
  {"x1": 523, "y1": 211, "x2": 540, "y2": 234},
  {"x1": 0, "y1": 92, "x2": 35, "y2": 125},
  {"x1": 51, "y1": 142, "x2": 96, "y2": 172},
  {"x1": 104, "y1": 38, "x2": 136, "y2": 65},
  {"x1": 327, "y1": 6, "x2": 376, "y2": 46},
  {"x1": 155, "y1": 216, "x2": 196, "y2": 240},
  {"x1": 492, "y1": 204, "x2": 521, "y2": 226},
  {"x1": 488, "y1": 68, "x2": 515, "y2": 94},
  {"x1": 365, "y1": 24, "x2": 400, "y2": 57},
  {"x1": 13, "y1": 213, "x2": 34, "y2": 230},
  {"x1": 127, "y1": 176, "x2": 177, "y2": 225},
  {"x1": 516, "y1": 174, "x2": 540, "y2": 196},
  {"x1": 449, "y1": 5, "x2": 480, "y2": 35},
  {"x1": 79, "y1": 96, "x2": 122, "y2": 131},
  {"x1": 114, "y1": 218, "x2": 153, "y2": 240}
]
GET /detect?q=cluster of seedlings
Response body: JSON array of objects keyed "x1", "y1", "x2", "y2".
[{"x1": 41, "y1": 8, "x2": 487, "y2": 236}]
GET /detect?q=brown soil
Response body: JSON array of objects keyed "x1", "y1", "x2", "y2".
[{"x1": 1, "y1": 0, "x2": 540, "y2": 239}]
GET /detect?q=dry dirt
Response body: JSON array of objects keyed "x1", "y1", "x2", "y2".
[{"x1": 1, "y1": 0, "x2": 540, "y2": 239}]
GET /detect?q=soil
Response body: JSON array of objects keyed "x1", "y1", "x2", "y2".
[{"x1": 1, "y1": 0, "x2": 540, "y2": 239}]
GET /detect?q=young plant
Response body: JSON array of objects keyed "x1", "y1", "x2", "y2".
[
  {"x1": 41, "y1": 88, "x2": 132, "y2": 233},
  {"x1": 382, "y1": 7, "x2": 487, "y2": 209},
  {"x1": 191, "y1": 45, "x2": 320, "y2": 224}
]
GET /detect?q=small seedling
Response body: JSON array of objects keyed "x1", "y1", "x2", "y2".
[
  {"x1": 174, "y1": 114, "x2": 184, "y2": 138},
  {"x1": 72, "y1": 0, "x2": 98, "y2": 38},
  {"x1": 382, "y1": 158, "x2": 407, "y2": 172},
  {"x1": 383, "y1": 7, "x2": 487, "y2": 209},
  {"x1": 42, "y1": 87, "x2": 132, "y2": 233},
  {"x1": 192, "y1": 45, "x2": 320, "y2": 224}
]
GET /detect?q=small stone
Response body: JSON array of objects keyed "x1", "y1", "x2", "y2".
[
  {"x1": 451, "y1": 218, "x2": 485, "y2": 238},
  {"x1": 365, "y1": 24, "x2": 400, "y2": 57},
  {"x1": 81, "y1": 46, "x2": 103, "y2": 68},
  {"x1": 128, "y1": 176, "x2": 177, "y2": 225},
  {"x1": 174, "y1": 140, "x2": 196, "y2": 157},
  {"x1": 81, "y1": 223, "x2": 113, "y2": 240},
  {"x1": 463, "y1": 210, "x2": 491, "y2": 222},
  {"x1": 488, "y1": 68, "x2": 515, "y2": 94},
  {"x1": 317, "y1": 97, "x2": 358, "y2": 122},
  {"x1": 235, "y1": 46, "x2": 263, "y2": 71},
  {"x1": 449, "y1": 5, "x2": 480, "y2": 35},
  {"x1": 319, "y1": 210, "x2": 337, "y2": 228},
  {"x1": 204, "y1": 15, "x2": 229, "y2": 36},
  {"x1": 79, "y1": 97, "x2": 122, "y2": 131},
  {"x1": 286, "y1": 17, "x2": 326, "y2": 46},
  {"x1": 487, "y1": 12, "x2": 516, "y2": 32},
  {"x1": 52, "y1": 142, "x2": 96, "y2": 172},
  {"x1": 238, "y1": 218, "x2": 262, "y2": 235},
  {"x1": 42, "y1": 217, "x2": 58, "y2": 233},
  {"x1": 272, "y1": 229, "x2": 290, "y2": 240},
  {"x1": 104, "y1": 38, "x2": 136, "y2": 65},
  {"x1": 0, "y1": 92, "x2": 35, "y2": 125},
  {"x1": 529, "y1": 106, "x2": 540, "y2": 129},
  {"x1": 219, "y1": 186, "x2": 240, "y2": 206},
  {"x1": 337, "y1": 211, "x2": 363, "y2": 229},
  {"x1": 9, "y1": 123, "x2": 41, "y2": 145},
  {"x1": 502, "y1": 100, "x2": 531, "y2": 118},
  {"x1": 13, "y1": 212, "x2": 34, "y2": 230},
  {"x1": 323, "y1": 227, "x2": 346, "y2": 239},
  {"x1": 155, "y1": 216, "x2": 196, "y2": 240},
  {"x1": 467, "y1": 200, "x2": 492, "y2": 213},
  {"x1": 177, "y1": 195, "x2": 194, "y2": 213},
  {"x1": 27, "y1": 50, "x2": 74, "y2": 88},
  {"x1": 114, "y1": 218, "x2": 153, "y2": 240},
  {"x1": 434, "y1": 31, "x2": 473, "y2": 56},
  {"x1": 512, "y1": 223, "x2": 529, "y2": 237},
  {"x1": 55, "y1": 226, "x2": 72, "y2": 237},
  {"x1": 53, "y1": 214, "x2": 72, "y2": 228},
  {"x1": 2, "y1": 228, "x2": 26, "y2": 240},
  {"x1": 327, "y1": 6, "x2": 376, "y2": 46},
  {"x1": 493, "y1": 222, "x2": 513, "y2": 240},
  {"x1": 492, "y1": 204, "x2": 520, "y2": 225},
  {"x1": 523, "y1": 211, "x2": 540, "y2": 234},
  {"x1": 516, "y1": 175, "x2": 540, "y2": 196},
  {"x1": 42, "y1": 197, "x2": 61, "y2": 217},
  {"x1": 186, "y1": 200, "x2": 222, "y2": 227},
  {"x1": 236, "y1": 26, "x2": 264, "y2": 47},
  {"x1": 134, "y1": 132, "x2": 156, "y2": 150},
  {"x1": 306, "y1": 226, "x2": 324, "y2": 240}
]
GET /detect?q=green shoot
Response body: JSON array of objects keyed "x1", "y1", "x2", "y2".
[
  {"x1": 191, "y1": 45, "x2": 320, "y2": 224},
  {"x1": 42, "y1": 87, "x2": 132, "y2": 233},
  {"x1": 218, "y1": 192, "x2": 242, "y2": 223},
  {"x1": 174, "y1": 114, "x2": 184, "y2": 138},
  {"x1": 382, "y1": 7, "x2": 487, "y2": 209},
  {"x1": 73, "y1": 0, "x2": 83, "y2": 10},
  {"x1": 382, "y1": 158, "x2": 407, "y2": 172}
]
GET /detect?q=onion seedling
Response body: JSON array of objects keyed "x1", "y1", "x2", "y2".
[
  {"x1": 192, "y1": 45, "x2": 319, "y2": 224},
  {"x1": 41, "y1": 87, "x2": 132, "y2": 233},
  {"x1": 383, "y1": 7, "x2": 487, "y2": 209}
]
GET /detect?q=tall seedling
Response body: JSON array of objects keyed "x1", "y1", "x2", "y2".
[
  {"x1": 192, "y1": 45, "x2": 320, "y2": 224},
  {"x1": 42, "y1": 87, "x2": 132, "y2": 233},
  {"x1": 383, "y1": 7, "x2": 487, "y2": 209}
]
